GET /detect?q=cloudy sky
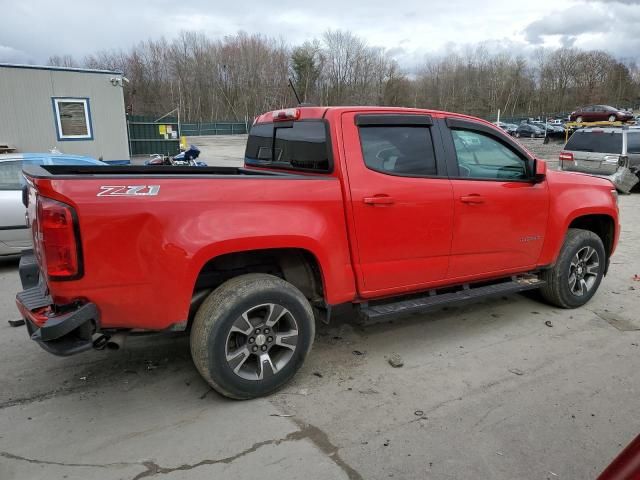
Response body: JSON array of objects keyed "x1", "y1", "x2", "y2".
[{"x1": 1, "y1": 0, "x2": 639, "y2": 68}]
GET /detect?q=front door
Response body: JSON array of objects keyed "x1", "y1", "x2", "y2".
[
  {"x1": 439, "y1": 119, "x2": 549, "y2": 279},
  {"x1": 341, "y1": 112, "x2": 454, "y2": 296}
]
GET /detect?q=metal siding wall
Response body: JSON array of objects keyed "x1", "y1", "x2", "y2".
[{"x1": 0, "y1": 67, "x2": 129, "y2": 160}]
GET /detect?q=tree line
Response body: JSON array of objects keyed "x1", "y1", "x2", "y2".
[{"x1": 48, "y1": 30, "x2": 640, "y2": 123}]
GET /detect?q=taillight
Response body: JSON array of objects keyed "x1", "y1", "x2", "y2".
[
  {"x1": 272, "y1": 108, "x2": 300, "y2": 121},
  {"x1": 37, "y1": 196, "x2": 82, "y2": 280},
  {"x1": 559, "y1": 151, "x2": 574, "y2": 167}
]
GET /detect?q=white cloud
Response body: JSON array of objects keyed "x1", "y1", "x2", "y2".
[
  {"x1": 0, "y1": 45, "x2": 31, "y2": 63},
  {"x1": 0, "y1": 0, "x2": 637, "y2": 68}
]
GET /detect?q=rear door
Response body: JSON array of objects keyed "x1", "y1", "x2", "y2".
[
  {"x1": 439, "y1": 118, "x2": 549, "y2": 279},
  {"x1": 341, "y1": 112, "x2": 454, "y2": 296},
  {"x1": 582, "y1": 106, "x2": 595, "y2": 121}
]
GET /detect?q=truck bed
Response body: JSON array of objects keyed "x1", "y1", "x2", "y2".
[
  {"x1": 22, "y1": 163, "x2": 355, "y2": 331},
  {"x1": 23, "y1": 164, "x2": 293, "y2": 178}
]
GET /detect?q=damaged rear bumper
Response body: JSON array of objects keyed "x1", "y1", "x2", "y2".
[
  {"x1": 15, "y1": 253, "x2": 100, "y2": 356},
  {"x1": 607, "y1": 167, "x2": 639, "y2": 194}
]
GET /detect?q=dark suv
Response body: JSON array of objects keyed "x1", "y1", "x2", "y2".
[{"x1": 569, "y1": 105, "x2": 634, "y2": 123}]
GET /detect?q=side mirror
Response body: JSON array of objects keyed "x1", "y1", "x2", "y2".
[{"x1": 533, "y1": 158, "x2": 547, "y2": 183}]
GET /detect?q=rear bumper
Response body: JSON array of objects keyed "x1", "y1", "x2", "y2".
[
  {"x1": 15, "y1": 253, "x2": 100, "y2": 356},
  {"x1": 561, "y1": 162, "x2": 618, "y2": 176}
]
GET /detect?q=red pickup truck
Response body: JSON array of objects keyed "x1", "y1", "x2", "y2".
[{"x1": 17, "y1": 106, "x2": 620, "y2": 399}]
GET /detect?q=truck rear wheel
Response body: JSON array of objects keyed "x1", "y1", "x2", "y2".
[
  {"x1": 539, "y1": 229, "x2": 605, "y2": 308},
  {"x1": 190, "y1": 273, "x2": 315, "y2": 399}
]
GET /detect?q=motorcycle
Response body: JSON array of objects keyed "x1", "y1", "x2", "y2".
[{"x1": 145, "y1": 145, "x2": 207, "y2": 167}]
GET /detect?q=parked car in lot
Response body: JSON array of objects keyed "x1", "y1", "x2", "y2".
[
  {"x1": 0, "y1": 153, "x2": 105, "y2": 256},
  {"x1": 515, "y1": 123, "x2": 545, "y2": 138},
  {"x1": 494, "y1": 121, "x2": 518, "y2": 136},
  {"x1": 532, "y1": 122, "x2": 565, "y2": 139},
  {"x1": 569, "y1": 105, "x2": 634, "y2": 123},
  {"x1": 16, "y1": 106, "x2": 620, "y2": 399},
  {"x1": 560, "y1": 126, "x2": 640, "y2": 192}
]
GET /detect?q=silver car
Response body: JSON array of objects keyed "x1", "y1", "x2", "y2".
[{"x1": 0, "y1": 153, "x2": 105, "y2": 256}]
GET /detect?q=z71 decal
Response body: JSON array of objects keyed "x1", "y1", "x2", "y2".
[{"x1": 97, "y1": 185, "x2": 160, "y2": 197}]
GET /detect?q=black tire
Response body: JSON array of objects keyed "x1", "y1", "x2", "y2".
[
  {"x1": 515, "y1": 132, "x2": 521, "y2": 138},
  {"x1": 190, "y1": 273, "x2": 315, "y2": 399},
  {"x1": 539, "y1": 229, "x2": 606, "y2": 308}
]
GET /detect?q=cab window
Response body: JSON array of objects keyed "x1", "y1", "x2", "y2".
[
  {"x1": 358, "y1": 126, "x2": 438, "y2": 176},
  {"x1": 451, "y1": 129, "x2": 527, "y2": 180}
]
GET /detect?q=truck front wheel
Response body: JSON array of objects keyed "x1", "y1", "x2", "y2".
[
  {"x1": 190, "y1": 273, "x2": 315, "y2": 399},
  {"x1": 539, "y1": 229, "x2": 606, "y2": 308}
]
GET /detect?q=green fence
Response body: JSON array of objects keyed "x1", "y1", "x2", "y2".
[
  {"x1": 181, "y1": 122, "x2": 247, "y2": 136},
  {"x1": 127, "y1": 116, "x2": 248, "y2": 155},
  {"x1": 127, "y1": 115, "x2": 180, "y2": 156}
]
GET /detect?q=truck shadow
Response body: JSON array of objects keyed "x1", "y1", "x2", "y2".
[
  {"x1": 4, "y1": 292, "x2": 555, "y2": 406},
  {"x1": 0, "y1": 256, "x2": 20, "y2": 274}
]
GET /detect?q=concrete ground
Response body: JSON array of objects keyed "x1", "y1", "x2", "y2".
[
  {"x1": 1, "y1": 135, "x2": 639, "y2": 480},
  {"x1": 130, "y1": 135, "x2": 247, "y2": 167},
  {"x1": 187, "y1": 134, "x2": 247, "y2": 167}
]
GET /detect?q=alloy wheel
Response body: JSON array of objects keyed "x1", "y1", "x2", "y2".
[
  {"x1": 224, "y1": 303, "x2": 299, "y2": 381},
  {"x1": 568, "y1": 246, "x2": 600, "y2": 296}
]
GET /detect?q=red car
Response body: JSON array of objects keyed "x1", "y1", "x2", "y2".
[
  {"x1": 570, "y1": 105, "x2": 634, "y2": 123},
  {"x1": 597, "y1": 433, "x2": 640, "y2": 480},
  {"x1": 16, "y1": 106, "x2": 620, "y2": 399}
]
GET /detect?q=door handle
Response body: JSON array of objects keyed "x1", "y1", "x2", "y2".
[
  {"x1": 363, "y1": 195, "x2": 395, "y2": 205},
  {"x1": 460, "y1": 194, "x2": 484, "y2": 204}
]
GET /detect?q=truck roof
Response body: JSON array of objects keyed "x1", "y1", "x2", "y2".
[{"x1": 254, "y1": 106, "x2": 495, "y2": 128}]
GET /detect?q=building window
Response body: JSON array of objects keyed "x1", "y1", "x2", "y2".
[{"x1": 52, "y1": 98, "x2": 93, "y2": 140}]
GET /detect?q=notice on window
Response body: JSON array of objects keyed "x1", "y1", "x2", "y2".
[{"x1": 158, "y1": 125, "x2": 166, "y2": 135}]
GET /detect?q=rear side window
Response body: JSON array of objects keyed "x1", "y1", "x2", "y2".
[
  {"x1": 565, "y1": 131, "x2": 622, "y2": 154},
  {"x1": 358, "y1": 126, "x2": 437, "y2": 176},
  {"x1": 245, "y1": 121, "x2": 330, "y2": 172},
  {"x1": 0, "y1": 160, "x2": 23, "y2": 190},
  {"x1": 627, "y1": 132, "x2": 640, "y2": 154}
]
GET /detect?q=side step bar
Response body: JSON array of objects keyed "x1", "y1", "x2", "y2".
[{"x1": 358, "y1": 274, "x2": 545, "y2": 324}]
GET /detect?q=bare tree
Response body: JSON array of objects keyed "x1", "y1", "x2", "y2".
[{"x1": 67, "y1": 30, "x2": 639, "y2": 122}]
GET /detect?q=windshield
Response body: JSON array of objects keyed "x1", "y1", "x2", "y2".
[{"x1": 565, "y1": 131, "x2": 622, "y2": 154}]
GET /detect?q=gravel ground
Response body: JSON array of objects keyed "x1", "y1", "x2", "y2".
[{"x1": 518, "y1": 137, "x2": 565, "y2": 166}]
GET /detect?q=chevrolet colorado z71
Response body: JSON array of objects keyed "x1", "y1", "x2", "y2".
[{"x1": 16, "y1": 106, "x2": 620, "y2": 399}]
